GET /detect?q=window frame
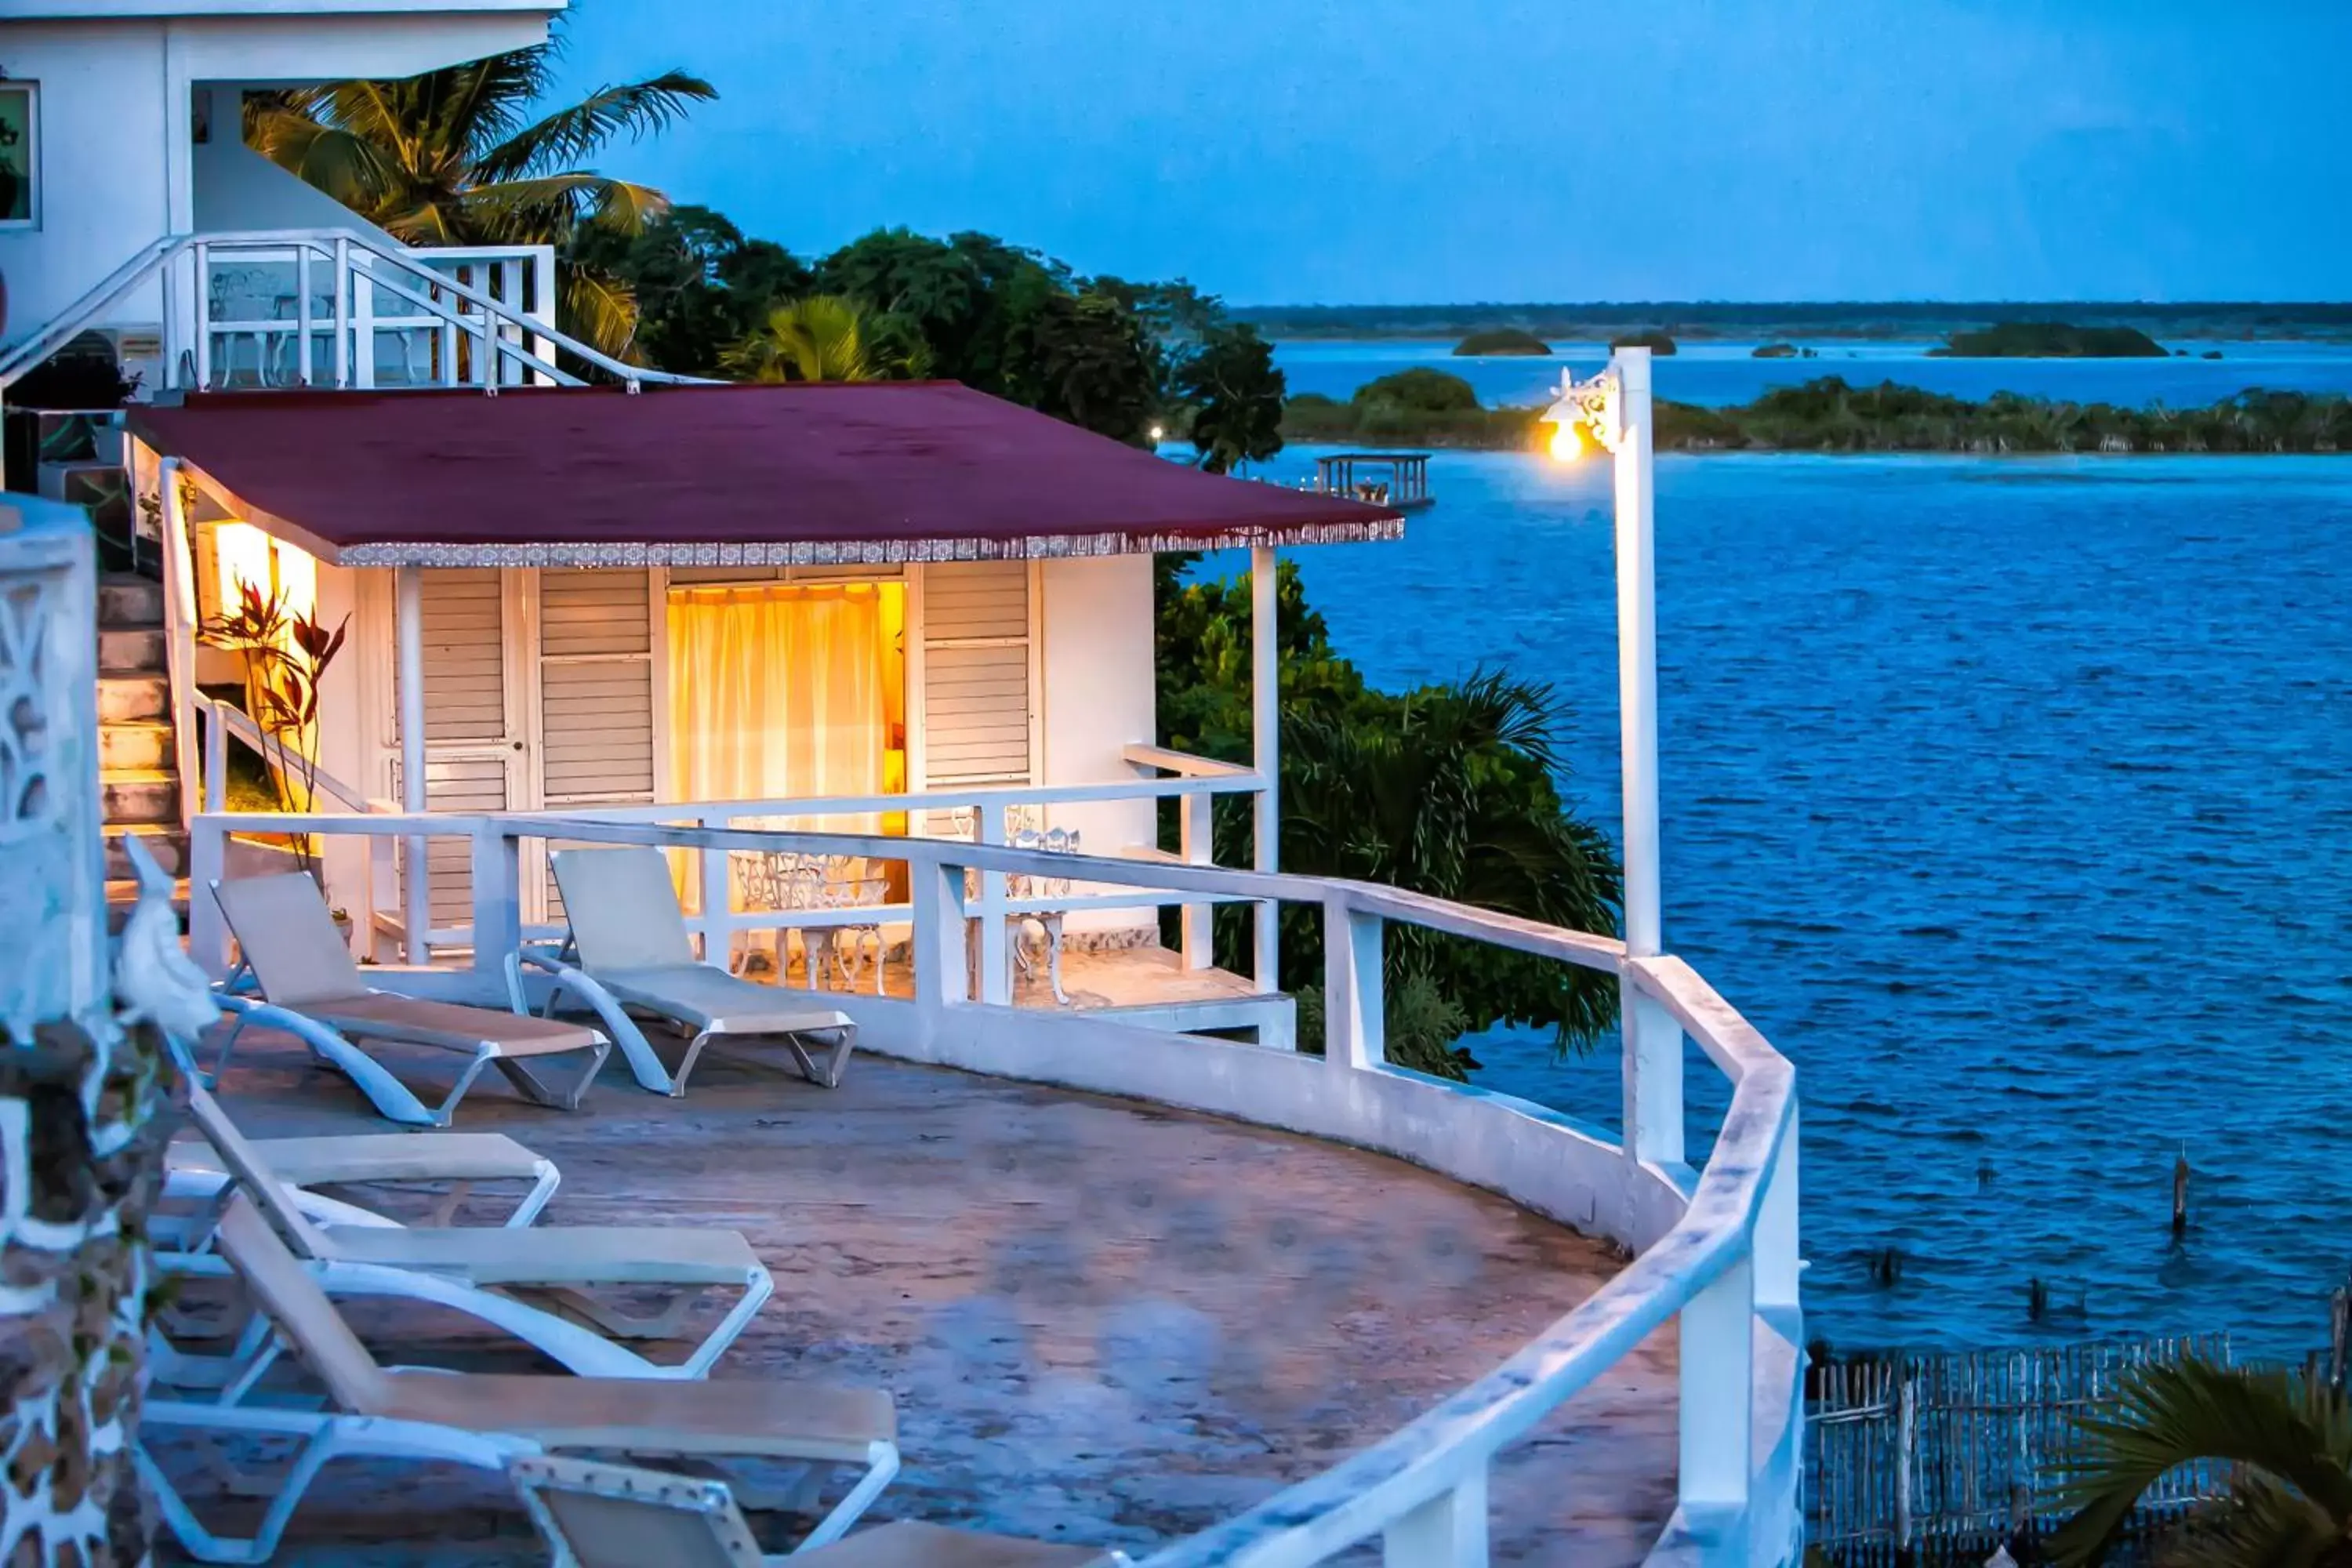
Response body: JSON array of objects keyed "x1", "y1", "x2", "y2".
[{"x1": 0, "y1": 81, "x2": 39, "y2": 231}]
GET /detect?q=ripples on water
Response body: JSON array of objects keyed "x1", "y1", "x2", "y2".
[{"x1": 1220, "y1": 449, "x2": 2352, "y2": 1356}]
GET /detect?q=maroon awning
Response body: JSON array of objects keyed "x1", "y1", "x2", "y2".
[{"x1": 126, "y1": 382, "x2": 1403, "y2": 567}]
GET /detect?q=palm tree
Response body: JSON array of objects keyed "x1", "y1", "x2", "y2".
[
  {"x1": 2050, "y1": 1356, "x2": 2352, "y2": 1566},
  {"x1": 1273, "y1": 670, "x2": 1623, "y2": 1076},
  {"x1": 722, "y1": 296, "x2": 887, "y2": 383},
  {"x1": 245, "y1": 39, "x2": 714, "y2": 358}
]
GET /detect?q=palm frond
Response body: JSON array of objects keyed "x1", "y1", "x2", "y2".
[
  {"x1": 558, "y1": 267, "x2": 642, "y2": 362},
  {"x1": 473, "y1": 72, "x2": 717, "y2": 183},
  {"x1": 245, "y1": 109, "x2": 407, "y2": 210},
  {"x1": 434, "y1": 47, "x2": 552, "y2": 165},
  {"x1": 2049, "y1": 1359, "x2": 2352, "y2": 1566},
  {"x1": 2159, "y1": 1474, "x2": 2347, "y2": 1568}
]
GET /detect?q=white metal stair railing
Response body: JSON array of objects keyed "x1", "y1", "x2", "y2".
[{"x1": 0, "y1": 228, "x2": 717, "y2": 396}]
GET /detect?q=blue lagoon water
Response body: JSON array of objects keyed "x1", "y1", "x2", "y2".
[
  {"x1": 1277, "y1": 336, "x2": 2352, "y2": 412},
  {"x1": 1225, "y1": 447, "x2": 2352, "y2": 1357}
]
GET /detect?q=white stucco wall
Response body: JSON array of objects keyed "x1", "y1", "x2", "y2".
[
  {"x1": 0, "y1": 9, "x2": 548, "y2": 343},
  {"x1": 1038, "y1": 554, "x2": 1159, "y2": 936}
]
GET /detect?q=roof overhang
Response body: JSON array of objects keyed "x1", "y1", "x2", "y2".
[{"x1": 127, "y1": 383, "x2": 1404, "y2": 568}]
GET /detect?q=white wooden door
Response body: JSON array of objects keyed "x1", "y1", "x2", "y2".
[{"x1": 390, "y1": 568, "x2": 530, "y2": 935}]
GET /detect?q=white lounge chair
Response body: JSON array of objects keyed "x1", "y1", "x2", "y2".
[
  {"x1": 207, "y1": 872, "x2": 613, "y2": 1127},
  {"x1": 513, "y1": 1457, "x2": 1127, "y2": 1566},
  {"x1": 170, "y1": 1079, "x2": 772, "y2": 1382},
  {"x1": 142, "y1": 1195, "x2": 898, "y2": 1565},
  {"x1": 164, "y1": 1127, "x2": 561, "y2": 1231},
  {"x1": 516, "y1": 847, "x2": 855, "y2": 1097}
]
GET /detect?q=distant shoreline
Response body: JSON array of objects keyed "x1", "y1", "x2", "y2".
[
  {"x1": 1282, "y1": 375, "x2": 2352, "y2": 456},
  {"x1": 1235, "y1": 301, "x2": 2352, "y2": 345}
]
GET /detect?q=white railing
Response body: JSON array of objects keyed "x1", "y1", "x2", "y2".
[
  {"x1": 182, "y1": 807, "x2": 1802, "y2": 1566},
  {"x1": 356, "y1": 762, "x2": 1269, "y2": 978},
  {"x1": 1, "y1": 229, "x2": 717, "y2": 396},
  {"x1": 189, "y1": 234, "x2": 556, "y2": 392}
]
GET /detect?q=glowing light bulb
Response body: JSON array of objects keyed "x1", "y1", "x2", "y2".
[{"x1": 1548, "y1": 421, "x2": 1586, "y2": 462}]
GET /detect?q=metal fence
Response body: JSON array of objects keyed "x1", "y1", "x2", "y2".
[{"x1": 1806, "y1": 1336, "x2": 2232, "y2": 1563}]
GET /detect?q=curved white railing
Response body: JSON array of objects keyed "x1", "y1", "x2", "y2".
[{"x1": 183, "y1": 808, "x2": 1802, "y2": 1566}]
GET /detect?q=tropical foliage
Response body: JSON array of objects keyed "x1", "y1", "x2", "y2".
[
  {"x1": 1181, "y1": 323, "x2": 1290, "y2": 472},
  {"x1": 2050, "y1": 1357, "x2": 2352, "y2": 1566},
  {"x1": 1156, "y1": 560, "x2": 1622, "y2": 1078},
  {"x1": 245, "y1": 38, "x2": 715, "y2": 358},
  {"x1": 589, "y1": 212, "x2": 1287, "y2": 452},
  {"x1": 722, "y1": 295, "x2": 896, "y2": 383},
  {"x1": 198, "y1": 580, "x2": 350, "y2": 877}
]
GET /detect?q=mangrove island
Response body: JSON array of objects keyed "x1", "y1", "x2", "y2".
[
  {"x1": 1932, "y1": 321, "x2": 2170, "y2": 358},
  {"x1": 1282, "y1": 369, "x2": 2352, "y2": 455},
  {"x1": 1453, "y1": 327, "x2": 1553, "y2": 356}
]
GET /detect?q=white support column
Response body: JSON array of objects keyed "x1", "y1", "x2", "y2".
[
  {"x1": 470, "y1": 824, "x2": 521, "y2": 981},
  {"x1": 1250, "y1": 544, "x2": 1280, "y2": 990},
  {"x1": 912, "y1": 855, "x2": 968, "y2": 1012},
  {"x1": 1679, "y1": 1253, "x2": 1756, "y2": 1517},
  {"x1": 394, "y1": 565, "x2": 429, "y2": 964},
  {"x1": 1178, "y1": 787, "x2": 1214, "y2": 970},
  {"x1": 1612, "y1": 347, "x2": 1685, "y2": 1167},
  {"x1": 1322, "y1": 895, "x2": 1383, "y2": 1069},
  {"x1": 1382, "y1": 1471, "x2": 1490, "y2": 1568},
  {"x1": 332, "y1": 238, "x2": 351, "y2": 388},
  {"x1": 698, "y1": 812, "x2": 730, "y2": 967},
  {"x1": 977, "y1": 803, "x2": 1011, "y2": 1005}
]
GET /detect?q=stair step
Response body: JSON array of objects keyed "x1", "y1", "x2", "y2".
[
  {"x1": 99, "y1": 574, "x2": 165, "y2": 627},
  {"x1": 101, "y1": 769, "x2": 179, "y2": 826},
  {"x1": 107, "y1": 878, "x2": 189, "y2": 936},
  {"x1": 105, "y1": 825, "x2": 189, "y2": 880},
  {"x1": 99, "y1": 673, "x2": 169, "y2": 724},
  {"x1": 99, "y1": 720, "x2": 173, "y2": 772},
  {"x1": 98, "y1": 626, "x2": 166, "y2": 675}
]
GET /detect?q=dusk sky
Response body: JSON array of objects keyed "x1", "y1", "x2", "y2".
[{"x1": 554, "y1": 0, "x2": 2352, "y2": 307}]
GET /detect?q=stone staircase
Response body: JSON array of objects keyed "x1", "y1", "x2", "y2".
[{"x1": 96, "y1": 571, "x2": 188, "y2": 926}]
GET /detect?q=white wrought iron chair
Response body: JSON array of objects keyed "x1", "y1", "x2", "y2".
[{"x1": 1007, "y1": 827, "x2": 1080, "y2": 1007}]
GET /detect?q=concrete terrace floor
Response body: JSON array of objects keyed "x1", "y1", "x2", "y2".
[{"x1": 155, "y1": 1025, "x2": 1680, "y2": 1565}]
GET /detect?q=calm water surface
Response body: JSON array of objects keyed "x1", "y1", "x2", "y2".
[
  {"x1": 1223, "y1": 448, "x2": 2352, "y2": 1357},
  {"x1": 1276, "y1": 337, "x2": 2352, "y2": 411}
]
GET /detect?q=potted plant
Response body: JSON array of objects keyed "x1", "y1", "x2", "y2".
[{"x1": 199, "y1": 579, "x2": 353, "y2": 934}]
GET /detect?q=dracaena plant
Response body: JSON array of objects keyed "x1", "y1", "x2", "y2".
[{"x1": 200, "y1": 579, "x2": 350, "y2": 879}]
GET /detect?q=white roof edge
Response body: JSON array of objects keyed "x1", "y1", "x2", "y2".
[{"x1": 2, "y1": 1, "x2": 562, "y2": 18}]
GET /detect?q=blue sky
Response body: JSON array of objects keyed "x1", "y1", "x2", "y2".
[{"x1": 551, "y1": 0, "x2": 2352, "y2": 306}]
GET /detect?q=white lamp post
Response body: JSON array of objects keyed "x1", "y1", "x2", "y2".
[{"x1": 1544, "y1": 347, "x2": 1683, "y2": 1169}]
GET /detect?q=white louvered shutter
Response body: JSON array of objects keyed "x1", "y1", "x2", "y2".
[
  {"x1": 920, "y1": 561, "x2": 1034, "y2": 789},
  {"x1": 389, "y1": 568, "x2": 515, "y2": 932},
  {"x1": 535, "y1": 569, "x2": 657, "y2": 921}
]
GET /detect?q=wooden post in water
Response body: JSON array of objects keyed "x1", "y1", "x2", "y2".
[
  {"x1": 1894, "y1": 1374, "x2": 1916, "y2": 1555},
  {"x1": 2328, "y1": 1284, "x2": 2349, "y2": 1393},
  {"x1": 2172, "y1": 1147, "x2": 2190, "y2": 1236}
]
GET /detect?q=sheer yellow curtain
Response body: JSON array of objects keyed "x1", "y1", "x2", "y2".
[{"x1": 667, "y1": 583, "x2": 888, "y2": 814}]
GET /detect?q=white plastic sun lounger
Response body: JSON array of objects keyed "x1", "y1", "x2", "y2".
[
  {"x1": 208, "y1": 872, "x2": 612, "y2": 1127},
  {"x1": 170, "y1": 1079, "x2": 771, "y2": 1383},
  {"x1": 513, "y1": 1457, "x2": 1127, "y2": 1566},
  {"x1": 164, "y1": 1129, "x2": 561, "y2": 1231},
  {"x1": 514, "y1": 847, "x2": 855, "y2": 1097},
  {"x1": 142, "y1": 1196, "x2": 898, "y2": 1566}
]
